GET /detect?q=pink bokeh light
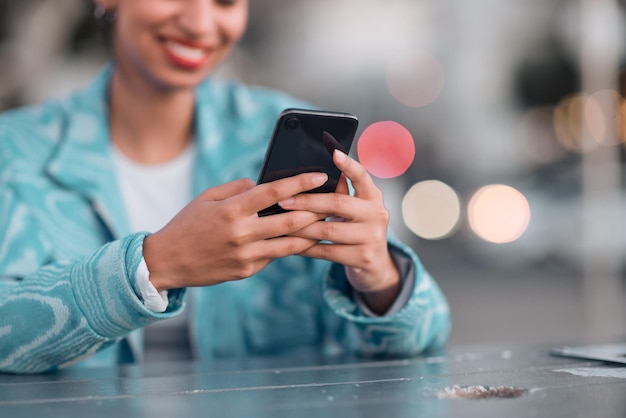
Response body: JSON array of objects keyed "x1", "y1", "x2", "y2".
[{"x1": 357, "y1": 121, "x2": 415, "y2": 179}]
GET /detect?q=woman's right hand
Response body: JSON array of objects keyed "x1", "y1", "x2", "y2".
[{"x1": 142, "y1": 172, "x2": 328, "y2": 291}]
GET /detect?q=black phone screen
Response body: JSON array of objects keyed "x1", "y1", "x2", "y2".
[{"x1": 257, "y1": 109, "x2": 358, "y2": 216}]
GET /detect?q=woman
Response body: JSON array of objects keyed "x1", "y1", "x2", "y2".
[{"x1": 0, "y1": 0, "x2": 450, "y2": 373}]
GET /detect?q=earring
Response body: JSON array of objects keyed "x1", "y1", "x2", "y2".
[
  {"x1": 94, "y1": 4, "x2": 106, "y2": 20},
  {"x1": 94, "y1": 4, "x2": 116, "y2": 24}
]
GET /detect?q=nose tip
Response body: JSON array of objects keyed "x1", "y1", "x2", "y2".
[{"x1": 177, "y1": 0, "x2": 218, "y2": 37}]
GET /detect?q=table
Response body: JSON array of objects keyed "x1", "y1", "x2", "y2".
[{"x1": 2, "y1": 342, "x2": 625, "y2": 417}]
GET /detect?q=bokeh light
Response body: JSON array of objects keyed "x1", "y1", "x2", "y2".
[
  {"x1": 386, "y1": 50, "x2": 445, "y2": 107},
  {"x1": 402, "y1": 180, "x2": 461, "y2": 240},
  {"x1": 357, "y1": 121, "x2": 415, "y2": 179},
  {"x1": 468, "y1": 184, "x2": 531, "y2": 244},
  {"x1": 584, "y1": 89, "x2": 624, "y2": 146},
  {"x1": 553, "y1": 94, "x2": 598, "y2": 153}
]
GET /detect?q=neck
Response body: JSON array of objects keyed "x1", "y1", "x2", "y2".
[{"x1": 108, "y1": 70, "x2": 196, "y2": 164}]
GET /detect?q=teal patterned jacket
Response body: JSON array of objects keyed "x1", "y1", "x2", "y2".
[{"x1": 0, "y1": 67, "x2": 450, "y2": 374}]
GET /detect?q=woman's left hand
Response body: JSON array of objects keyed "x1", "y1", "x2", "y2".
[{"x1": 278, "y1": 150, "x2": 401, "y2": 315}]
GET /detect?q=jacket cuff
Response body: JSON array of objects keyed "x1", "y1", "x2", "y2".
[
  {"x1": 70, "y1": 233, "x2": 185, "y2": 339},
  {"x1": 323, "y1": 235, "x2": 451, "y2": 354},
  {"x1": 352, "y1": 246, "x2": 415, "y2": 317}
]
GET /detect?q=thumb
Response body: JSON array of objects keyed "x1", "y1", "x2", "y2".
[{"x1": 197, "y1": 178, "x2": 256, "y2": 202}]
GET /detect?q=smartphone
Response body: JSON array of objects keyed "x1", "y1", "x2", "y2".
[{"x1": 257, "y1": 108, "x2": 359, "y2": 217}]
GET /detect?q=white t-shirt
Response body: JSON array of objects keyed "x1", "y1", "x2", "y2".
[
  {"x1": 112, "y1": 143, "x2": 195, "y2": 233},
  {"x1": 112, "y1": 143, "x2": 195, "y2": 361}
]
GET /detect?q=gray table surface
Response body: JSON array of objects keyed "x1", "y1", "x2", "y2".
[{"x1": 1, "y1": 342, "x2": 625, "y2": 418}]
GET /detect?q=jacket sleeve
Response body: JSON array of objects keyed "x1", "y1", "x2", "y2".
[
  {"x1": 321, "y1": 232, "x2": 451, "y2": 357},
  {"x1": 0, "y1": 187, "x2": 184, "y2": 374}
]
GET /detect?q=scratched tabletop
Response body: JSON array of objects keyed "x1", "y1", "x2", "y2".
[{"x1": 1, "y1": 342, "x2": 625, "y2": 418}]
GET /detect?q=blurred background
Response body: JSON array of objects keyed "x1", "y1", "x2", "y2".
[{"x1": 1, "y1": 0, "x2": 625, "y2": 347}]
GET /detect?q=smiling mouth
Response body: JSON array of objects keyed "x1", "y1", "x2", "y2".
[{"x1": 162, "y1": 39, "x2": 211, "y2": 68}]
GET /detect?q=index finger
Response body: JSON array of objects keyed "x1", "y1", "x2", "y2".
[
  {"x1": 237, "y1": 172, "x2": 329, "y2": 214},
  {"x1": 333, "y1": 150, "x2": 382, "y2": 200}
]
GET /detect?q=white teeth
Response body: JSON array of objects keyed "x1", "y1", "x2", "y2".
[{"x1": 165, "y1": 41, "x2": 205, "y2": 61}]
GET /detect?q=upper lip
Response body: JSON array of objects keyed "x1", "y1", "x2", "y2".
[{"x1": 161, "y1": 36, "x2": 214, "y2": 50}]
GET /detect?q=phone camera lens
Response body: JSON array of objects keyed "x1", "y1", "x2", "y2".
[{"x1": 285, "y1": 117, "x2": 300, "y2": 129}]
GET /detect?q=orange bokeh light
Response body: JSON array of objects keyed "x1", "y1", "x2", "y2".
[{"x1": 468, "y1": 184, "x2": 531, "y2": 244}]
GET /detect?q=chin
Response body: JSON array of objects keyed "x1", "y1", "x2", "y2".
[{"x1": 149, "y1": 68, "x2": 211, "y2": 92}]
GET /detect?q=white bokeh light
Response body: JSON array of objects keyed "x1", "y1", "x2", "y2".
[
  {"x1": 386, "y1": 50, "x2": 445, "y2": 107},
  {"x1": 402, "y1": 180, "x2": 461, "y2": 240}
]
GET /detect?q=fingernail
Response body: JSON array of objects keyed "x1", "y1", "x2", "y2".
[
  {"x1": 334, "y1": 149, "x2": 346, "y2": 163},
  {"x1": 278, "y1": 197, "x2": 295, "y2": 208},
  {"x1": 312, "y1": 173, "x2": 328, "y2": 186}
]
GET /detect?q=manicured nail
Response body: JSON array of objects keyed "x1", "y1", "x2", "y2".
[
  {"x1": 278, "y1": 197, "x2": 295, "y2": 208},
  {"x1": 312, "y1": 173, "x2": 328, "y2": 186},
  {"x1": 334, "y1": 149, "x2": 346, "y2": 163}
]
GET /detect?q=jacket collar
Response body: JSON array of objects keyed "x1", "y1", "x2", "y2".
[
  {"x1": 46, "y1": 66, "x2": 128, "y2": 238},
  {"x1": 45, "y1": 65, "x2": 233, "y2": 239}
]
